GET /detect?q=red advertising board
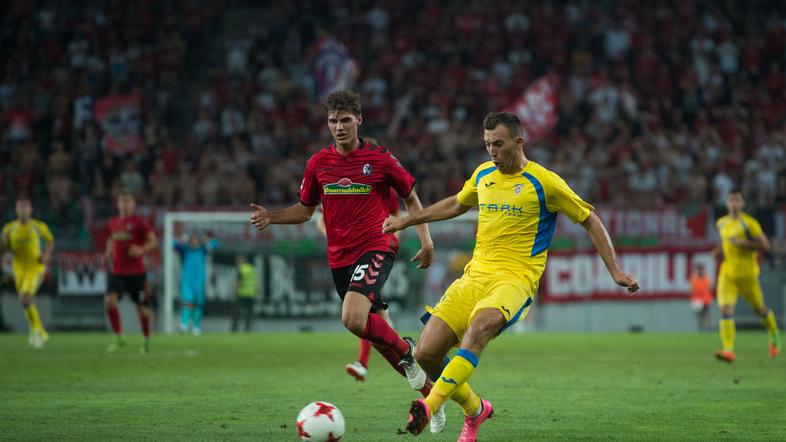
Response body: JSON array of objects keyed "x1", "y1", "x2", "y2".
[{"x1": 540, "y1": 247, "x2": 715, "y2": 303}]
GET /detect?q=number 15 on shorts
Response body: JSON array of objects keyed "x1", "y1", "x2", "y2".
[{"x1": 352, "y1": 264, "x2": 369, "y2": 281}]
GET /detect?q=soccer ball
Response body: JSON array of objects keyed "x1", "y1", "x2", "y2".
[{"x1": 296, "y1": 401, "x2": 345, "y2": 441}]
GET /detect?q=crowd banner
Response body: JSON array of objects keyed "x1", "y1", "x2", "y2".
[
  {"x1": 540, "y1": 247, "x2": 714, "y2": 303},
  {"x1": 506, "y1": 75, "x2": 559, "y2": 143},
  {"x1": 94, "y1": 91, "x2": 142, "y2": 155}
]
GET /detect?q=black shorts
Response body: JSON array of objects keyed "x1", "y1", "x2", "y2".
[
  {"x1": 107, "y1": 273, "x2": 149, "y2": 305},
  {"x1": 331, "y1": 251, "x2": 395, "y2": 312}
]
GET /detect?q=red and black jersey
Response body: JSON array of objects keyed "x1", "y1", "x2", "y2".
[
  {"x1": 300, "y1": 139, "x2": 415, "y2": 268},
  {"x1": 108, "y1": 215, "x2": 153, "y2": 275}
]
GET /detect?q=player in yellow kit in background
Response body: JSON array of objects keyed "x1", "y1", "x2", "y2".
[
  {"x1": 1, "y1": 198, "x2": 55, "y2": 348},
  {"x1": 383, "y1": 112, "x2": 639, "y2": 441},
  {"x1": 713, "y1": 189, "x2": 780, "y2": 362}
]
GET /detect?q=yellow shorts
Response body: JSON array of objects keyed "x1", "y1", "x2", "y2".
[
  {"x1": 424, "y1": 270, "x2": 535, "y2": 340},
  {"x1": 716, "y1": 269, "x2": 764, "y2": 310},
  {"x1": 13, "y1": 264, "x2": 46, "y2": 296}
]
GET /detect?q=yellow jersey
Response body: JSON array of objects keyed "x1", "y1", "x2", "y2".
[
  {"x1": 457, "y1": 160, "x2": 594, "y2": 289},
  {"x1": 1, "y1": 219, "x2": 54, "y2": 266},
  {"x1": 716, "y1": 213, "x2": 762, "y2": 278}
]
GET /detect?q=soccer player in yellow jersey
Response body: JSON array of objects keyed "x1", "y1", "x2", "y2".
[
  {"x1": 1, "y1": 198, "x2": 54, "y2": 349},
  {"x1": 713, "y1": 189, "x2": 780, "y2": 362},
  {"x1": 383, "y1": 112, "x2": 639, "y2": 440}
]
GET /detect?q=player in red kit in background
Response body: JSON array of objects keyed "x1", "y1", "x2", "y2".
[
  {"x1": 105, "y1": 191, "x2": 158, "y2": 354},
  {"x1": 250, "y1": 90, "x2": 447, "y2": 432}
]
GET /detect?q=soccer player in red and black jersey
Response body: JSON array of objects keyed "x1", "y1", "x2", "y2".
[
  {"x1": 251, "y1": 90, "x2": 447, "y2": 432},
  {"x1": 105, "y1": 191, "x2": 158, "y2": 354},
  {"x1": 318, "y1": 186, "x2": 400, "y2": 382}
]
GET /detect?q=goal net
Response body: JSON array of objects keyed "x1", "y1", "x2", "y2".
[{"x1": 161, "y1": 211, "x2": 478, "y2": 333}]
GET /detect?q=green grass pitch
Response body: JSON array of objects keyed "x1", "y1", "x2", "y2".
[{"x1": 1, "y1": 332, "x2": 784, "y2": 441}]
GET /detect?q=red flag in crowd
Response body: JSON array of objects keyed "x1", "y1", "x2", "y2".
[
  {"x1": 505, "y1": 75, "x2": 560, "y2": 143},
  {"x1": 93, "y1": 91, "x2": 142, "y2": 156}
]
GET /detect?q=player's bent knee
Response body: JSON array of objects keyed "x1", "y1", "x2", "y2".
[
  {"x1": 413, "y1": 345, "x2": 440, "y2": 367},
  {"x1": 341, "y1": 313, "x2": 366, "y2": 337},
  {"x1": 104, "y1": 295, "x2": 118, "y2": 309}
]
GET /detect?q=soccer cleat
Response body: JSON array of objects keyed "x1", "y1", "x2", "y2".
[
  {"x1": 107, "y1": 335, "x2": 126, "y2": 353},
  {"x1": 30, "y1": 332, "x2": 43, "y2": 349},
  {"x1": 28, "y1": 331, "x2": 36, "y2": 346},
  {"x1": 457, "y1": 399, "x2": 494, "y2": 442},
  {"x1": 769, "y1": 333, "x2": 781, "y2": 358},
  {"x1": 192, "y1": 328, "x2": 202, "y2": 336},
  {"x1": 430, "y1": 404, "x2": 446, "y2": 433},
  {"x1": 714, "y1": 349, "x2": 735, "y2": 363},
  {"x1": 35, "y1": 330, "x2": 49, "y2": 348},
  {"x1": 405, "y1": 398, "x2": 431, "y2": 436},
  {"x1": 345, "y1": 361, "x2": 367, "y2": 381},
  {"x1": 399, "y1": 337, "x2": 427, "y2": 390},
  {"x1": 140, "y1": 339, "x2": 150, "y2": 354}
]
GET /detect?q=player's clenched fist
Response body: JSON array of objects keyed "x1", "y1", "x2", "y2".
[
  {"x1": 382, "y1": 215, "x2": 407, "y2": 234},
  {"x1": 613, "y1": 271, "x2": 640, "y2": 293},
  {"x1": 250, "y1": 203, "x2": 272, "y2": 231}
]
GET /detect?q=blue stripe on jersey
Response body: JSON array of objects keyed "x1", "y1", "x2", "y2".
[
  {"x1": 475, "y1": 166, "x2": 498, "y2": 186},
  {"x1": 739, "y1": 219, "x2": 753, "y2": 240},
  {"x1": 522, "y1": 172, "x2": 557, "y2": 256},
  {"x1": 499, "y1": 297, "x2": 533, "y2": 334}
]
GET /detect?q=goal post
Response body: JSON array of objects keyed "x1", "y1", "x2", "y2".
[
  {"x1": 162, "y1": 211, "x2": 262, "y2": 333},
  {"x1": 160, "y1": 210, "x2": 479, "y2": 334}
]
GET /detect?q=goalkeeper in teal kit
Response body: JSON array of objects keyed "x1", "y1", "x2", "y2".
[{"x1": 174, "y1": 233, "x2": 218, "y2": 335}]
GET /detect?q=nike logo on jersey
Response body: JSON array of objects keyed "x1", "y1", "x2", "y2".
[
  {"x1": 485, "y1": 181, "x2": 495, "y2": 187},
  {"x1": 501, "y1": 305, "x2": 511, "y2": 316},
  {"x1": 441, "y1": 377, "x2": 458, "y2": 385}
]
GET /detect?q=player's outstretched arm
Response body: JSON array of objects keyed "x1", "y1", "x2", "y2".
[
  {"x1": 382, "y1": 195, "x2": 472, "y2": 234},
  {"x1": 104, "y1": 238, "x2": 113, "y2": 263},
  {"x1": 580, "y1": 211, "x2": 639, "y2": 293},
  {"x1": 250, "y1": 202, "x2": 316, "y2": 231},
  {"x1": 401, "y1": 189, "x2": 434, "y2": 269}
]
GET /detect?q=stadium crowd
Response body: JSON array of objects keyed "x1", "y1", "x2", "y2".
[{"x1": 2, "y1": 1, "x2": 786, "y2": 235}]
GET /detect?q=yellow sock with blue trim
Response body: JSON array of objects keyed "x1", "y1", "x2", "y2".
[
  {"x1": 425, "y1": 348, "x2": 478, "y2": 414},
  {"x1": 761, "y1": 310, "x2": 779, "y2": 336},
  {"x1": 719, "y1": 317, "x2": 735, "y2": 352},
  {"x1": 451, "y1": 382, "x2": 482, "y2": 416},
  {"x1": 24, "y1": 305, "x2": 44, "y2": 333}
]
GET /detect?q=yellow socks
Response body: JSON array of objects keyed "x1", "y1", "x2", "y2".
[
  {"x1": 719, "y1": 318, "x2": 735, "y2": 352},
  {"x1": 24, "y1": 304, "x2": 44, "y2": 333},
  {"x1": 762, "y1": 310, "x2": 779, "y2": 336},
  {"x1": 426, "y1": 348, "x2": 478, "y2": 414},
  {"x1": 452, "y1": 382, "x2": 481, "y2": 416}
]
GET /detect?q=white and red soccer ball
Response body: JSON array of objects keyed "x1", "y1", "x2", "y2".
[{"x1": 296, "y1": 401, "x2": 345, "y2": 441}]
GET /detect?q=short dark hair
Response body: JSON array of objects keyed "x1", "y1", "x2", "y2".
[
  {"x1": 324, "y1": 90, "x2": 361, "y2": 116},
  {"x1": 118, "y1": 189, "x2": 135, "y2": 199},
  {"x1": 728, "y1": 187, "x2": 744, "y2": 196},
  {"x1": 483, "y1": 112, "x2": 523, "y2": 138},
  {"x1": 15, "y1": 195, "x2": 32, "y2": 204}
]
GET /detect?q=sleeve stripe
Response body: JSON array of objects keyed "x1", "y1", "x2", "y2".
[
  {"x1": 522, "y1": 172, "x2": 557, "y2": 257},
  {"x1": 474, "y1": 166, "x2": 497, "y2": 186}
]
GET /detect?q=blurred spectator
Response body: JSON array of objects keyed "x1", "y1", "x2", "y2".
[{"x1": 689, "y1": 263, "x2": 713, "y2": 332}]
